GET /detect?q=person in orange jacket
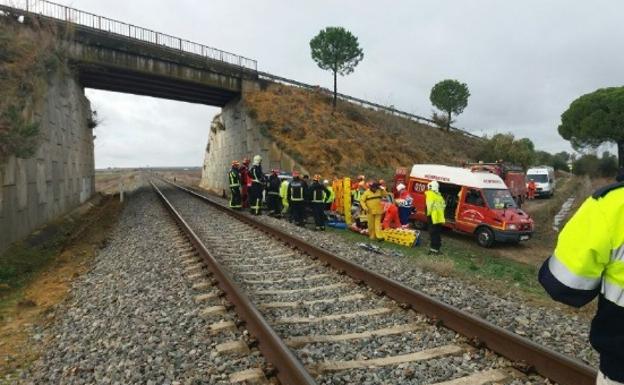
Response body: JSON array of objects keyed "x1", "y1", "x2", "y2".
[
  {"x1": 527, "y1": 179, "x2": 537, "y2": 200},
  {"x1": 382, "y1": 198, "x2": 401, "y2": 229}
]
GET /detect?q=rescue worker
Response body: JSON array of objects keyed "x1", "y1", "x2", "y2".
[
  {"x1": 308, "y1": 175, "x2": 331, "y2": 230},
  {"x1": 359, "y1": 181, "x2": 389, "y2": 241},
  {"x1": 239, "y1": 158, "x2": 251, "y2": 208},
  {"x1": 352, "y1": 181, "x2": 366, "y2": 207},
  {"x1": 352, "y1": 174, "x2": 365, "y2": 190},
  {"x1": 396, "y1": 183, "x2": 413, "y2": 226},
  {"x1": 266, "y1": 169, "x2": 282, "y2": 217},
  {"x1": 248, "y1": 155, "x2": 265, "y2": 215},
  {"x1": 527, "y1": 179, "x2": 537, "y2": 200},
  {"x1": 539, "y1": 179, "x2": 624, "y2": 385},
  {"x1": 382, "y1": 196, "x2": 401, "y2": 230},
  {"x1": 425, "y1": 181, "x2": 446, "y2": 254},
  {"x1": 287, "y1": 171, "x2": 307, "y2": 226},
  {"x1": 323, "y1": 179, "x2": 335, "y2": 211},
  {"x1": 379, "y1": 179, "x2": 394, "y2": 204},
  {"x1": 279, "y1": 177, "x2": 290, "y2": 218},
  {"x1": 228, "y1": 160, "x2": 242, "y2": 209}
]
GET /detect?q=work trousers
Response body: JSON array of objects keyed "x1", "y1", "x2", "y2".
[
  {"x1": 382, "y1": 205, "x2": 401, "y2": 229},
  {"x1": 241, "y1": 185, "x2": 249, "y2": 208},
  {"x1": 266, "y1": 193, "x2": 281, "y2": 215},
  {"x1": 367, "y1": 213, "x2": 383, "y2": 240},
  {"x1": 229, "y1": 187, "x2": 242, "y2": 209},
  {"x1": 398, "y1": 207, "x2": 411, "y2": 225},
  {"x1": 249, "y1": 183, "x2": 263, "y2": 215},
  {"x1": 597, "y1": 372, "x2": 624, "y2": 385},
  {"x1": 312, "y1": 202, "x2": 326, "y2": 229},
  {"x1": 290, "y1": 201, "x2": 305, "y2": 226},
  {"x1": 428, "y1": 217, "x2": 442, "y2": 252}
]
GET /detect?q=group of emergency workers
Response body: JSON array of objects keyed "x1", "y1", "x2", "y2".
[
  {"x1": 229, "y1": 155, "x2": 624, "y2": 384},
  {"x1": 227, "y1": 155, "x2": 335, "y2": 230}
]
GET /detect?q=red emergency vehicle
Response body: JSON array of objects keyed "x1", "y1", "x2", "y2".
[
  {"x1": 464, "y1": 162, "x2": 527, "y2": 207},
  {"x1": 394, "y1": 164, "x2": 534, "y2": 247}
]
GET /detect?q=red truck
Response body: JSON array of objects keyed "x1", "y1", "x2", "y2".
[{"x1": 464, "y1": 162, "x2": 527, "y2": 207}]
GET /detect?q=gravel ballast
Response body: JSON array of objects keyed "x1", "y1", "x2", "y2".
[{"x1": 21, "y1": 189, "x2": 265, "y2": 385}]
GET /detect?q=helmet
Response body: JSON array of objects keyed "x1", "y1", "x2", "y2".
[
  {"x1": 396, "y1": 183, "x2": 406, "y2": 191},
  {"x1": 231, "y1": 160, "x2": 240, "y2": 167},
  {"x1": 427, "y1": 180, "x2": 440, "y2": 192},
  {"x1": 292, "y1": 171, "x2": 300, "y2": 177},
  {"x1": 358, "y1": 175, "x2": 365, "y2": 181},
  {"x1": 252, "y1": 155, "x2": 262, "y2": 165},
  {"x1": 271, "y1": 168, "x2": 279, "y2": 174},
  {"x1": 323, "y1": 179, "x2": 329, "y2": 185},
  {"x1": 242, "y1": 158, "x2": 250, "y2": 165},
  {"x1": 313, "y1": 174, "x2": 321, "y2": 182},
  {"x1": 379, "y1": 179, "x2": 386, "y2": 185}
]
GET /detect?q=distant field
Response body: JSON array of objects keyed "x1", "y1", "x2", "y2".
[{"x1": 95, "y1": 169, "x2": 202, "y2": 194}]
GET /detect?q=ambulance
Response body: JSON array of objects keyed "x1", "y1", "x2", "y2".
[{"x1": 394, "y1": 164, "x2": 534, "y2": 247}]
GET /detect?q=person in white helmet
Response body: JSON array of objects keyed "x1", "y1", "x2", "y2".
[
  {"x1": 425, "y1": 180, "x2": 446, "y2": 254},
  {"x1": 248, "y1": 155, "x2": 265, "y2": 215}
]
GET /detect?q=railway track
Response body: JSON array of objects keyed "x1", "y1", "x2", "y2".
[{"x1": 151, "y1": 179, "x2": 596, "y2": 385}]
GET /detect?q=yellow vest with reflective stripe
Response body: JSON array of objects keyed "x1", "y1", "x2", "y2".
[
  {"x1": 425, "y1": 190, "x2": 446, "y2": 225},
  {"x1": 553, "y1": 186, "x2": 624, "y2": 306}
]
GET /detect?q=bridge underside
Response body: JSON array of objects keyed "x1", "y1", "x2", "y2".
[{"x1": 77, "y1": 65, "x2": 239, "y2": 106}]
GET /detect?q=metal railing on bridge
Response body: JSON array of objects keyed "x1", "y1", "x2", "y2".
[{"x1": 0, "y1": 0, "x2": 258, "y2": 71}]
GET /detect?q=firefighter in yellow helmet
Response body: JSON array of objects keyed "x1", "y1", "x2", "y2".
[
  {"x1": 425, "y1": 180, "x2": 446, "y2": 254},
  {"x1": 539, "y1": 180, "x2": 624, "y2": 384},
  {"x1": 359, "y1": 181, "x2": 390, "y2": 241}
]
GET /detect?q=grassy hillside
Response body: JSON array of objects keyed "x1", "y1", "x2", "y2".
[{"x1": 244, "y1": 84, "x2": 481, "y2": 178}]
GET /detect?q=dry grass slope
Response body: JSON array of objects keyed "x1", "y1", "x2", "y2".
[{"x1": 244, "y1": 84, "x2": 481, "y2": 178}]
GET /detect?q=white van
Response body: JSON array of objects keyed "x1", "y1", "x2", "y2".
[{"x1": 526, "y1": 166, "x2": 555, "y2": 197}]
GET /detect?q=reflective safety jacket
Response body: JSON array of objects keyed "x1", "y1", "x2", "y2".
[
  {"x1": 309, "y1": 181, "x2": 331, "y2": 203},
  {"x1": 279, "y1": 180, "x2": 289, "y2": 208},
  {"x1": 359, "y1": 189, "x2": 389, "y2": 215},
  {"x1": 325, "y1": 186, "x2": 335, "y2": 203},
  {"x1": 539, "y1": 182, "x2": 624, "y2": 381},
  {"x1": 397, "y1": 190, "x2": 413, "y2": 208},
  {"x1": 425, "y1": 190, "x2": 446, "y2": 224},
  {"x1": 287, "y1": 179, "x2": 306, "y2": 202},
  {"x1": 249, "y1": 164, "x2": 264, "y2": 184},
  {"x1": 228, "y1": 168, "x2": 241, "y2": 189}
]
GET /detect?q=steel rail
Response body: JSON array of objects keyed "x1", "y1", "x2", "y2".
[
  {"x1": 150, "y1": 181, "x2": 317, "y2": 385},
  {"x1": 167, "y1": 180, "x2": 597, "y2": 385}
]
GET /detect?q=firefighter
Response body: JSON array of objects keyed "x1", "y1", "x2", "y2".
[
  {"x1": 228, "y1": 160, "x2": 242, "y2": 209},
  {"x1": 352, "y1": 174, "x2": 365, "y2": 190},
  {"x1": 527, "y1": 179, "x2": 537, "y2": 200},
  {"x1": 240, "y1": 158, "x2": 251, "y2": 208},
  {"x1": 309, "y1": 175, "x2": 331, "y2": 230},
  {"x1": 352, "y1": 181, "x2": 366, "y2": 207},
  {"x1": 538, "y1": 180, "x2": 624, "y2": 385},
  {"x1": 359, "y1": 181, "x2": 389, "y2": 241},
  {"x1": 266, "y1": 169, "x2": 282, "y2": 217},
  {"x1": 323, "y1": 179, "x2": 335, "y2": 211},
  {"x1": 396, "y1": 183, "x2": 413, "y2": 226},
  {"x1": 425, "y1": 181, "x2": 446, "y2": 254},
  {"x1": 287, "y1": 171, "x2": 307, "y2": 226},
  {"x1": 279, "y1": 177, "x2": 290, "y2": 218},
  {"x1": 248, "y1": 155, "x2": 265, "y2": 215}
]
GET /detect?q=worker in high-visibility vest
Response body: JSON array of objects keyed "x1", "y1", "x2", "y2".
[
  {"x1": 539, "y1": 180, "x2": 624, "y2": 385},
  {"x1": 227, "y1": 160, "x2": 242, "y2": 209},
  {"x1": 323, "y1": 179, "x2": 335, "y2": 211},
  {"x1": 359, "y1": 181, "x2": 389, "y2": 241},
  {"x1": 248, "y1": 155, "x2": 265, "y2": 215},
  {"x1": 425, "y1": 180, "x2": 446, "y2": 254},
  {"x1": 287, "y1": 171, "x2": 307, "y2": 226},
  {"x1": 279, "y1": 178, "x2": 289, "y2": 217},
  {"x1": 309, "y1": 175, "x2": 331, "y2": 230}
]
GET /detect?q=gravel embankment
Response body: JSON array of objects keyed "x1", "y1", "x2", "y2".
[
  {"x1": 160, "y1": 186, "x2": 547, "y2": 384},
  {"x1": 188, "y1": 188, "x2": 596, "y2": 369},
  {"x1": 21, "y1": 189, "x2": 266, "y2": 385}
]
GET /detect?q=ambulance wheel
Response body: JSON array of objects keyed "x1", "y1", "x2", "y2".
[{"x1": 475, "y1": 227, "x2": 494, "y2": 248}]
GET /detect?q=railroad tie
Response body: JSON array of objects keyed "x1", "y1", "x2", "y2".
[
  {"x1": 229, "y1": 368, "x2": 268, "y2": 384},
  {"x1": 255, "y1": 283, "x2": 347, "y2": 295},
  {"x1": 194, "y1": 292, "x2": 219, "y2": 303},
  {"x1": 215, "y1": 340, "x2": 249, "y2": 355},
  {"x1": 285, "y1": 322, "x2": 425, "y2": 347},
  {"x1": 243, "y1": 273, "x2": 331, "y2": 284},
  {"x1": 208, "y1": 320, "x2": 237, "y2": 334},
  {"x1": 274, "y1": 307, "x2": 392, "y2": 325},
  {"x1": 257, "y1": 293, "x2": 367, "y2": 309},
  {"x1": 309, "y1": 344, "x2": 464, "y2": 373},
  {"x1": 427, "y1": 368, "x2": 515, "y2": 385},
  {"x1": 200, "y1": 306, "x2": 227, "y2": 317}
]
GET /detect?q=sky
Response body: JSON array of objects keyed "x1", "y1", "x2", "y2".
[{"x1": 56, "y1": 0, "x2": 624, "y2": 168}]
